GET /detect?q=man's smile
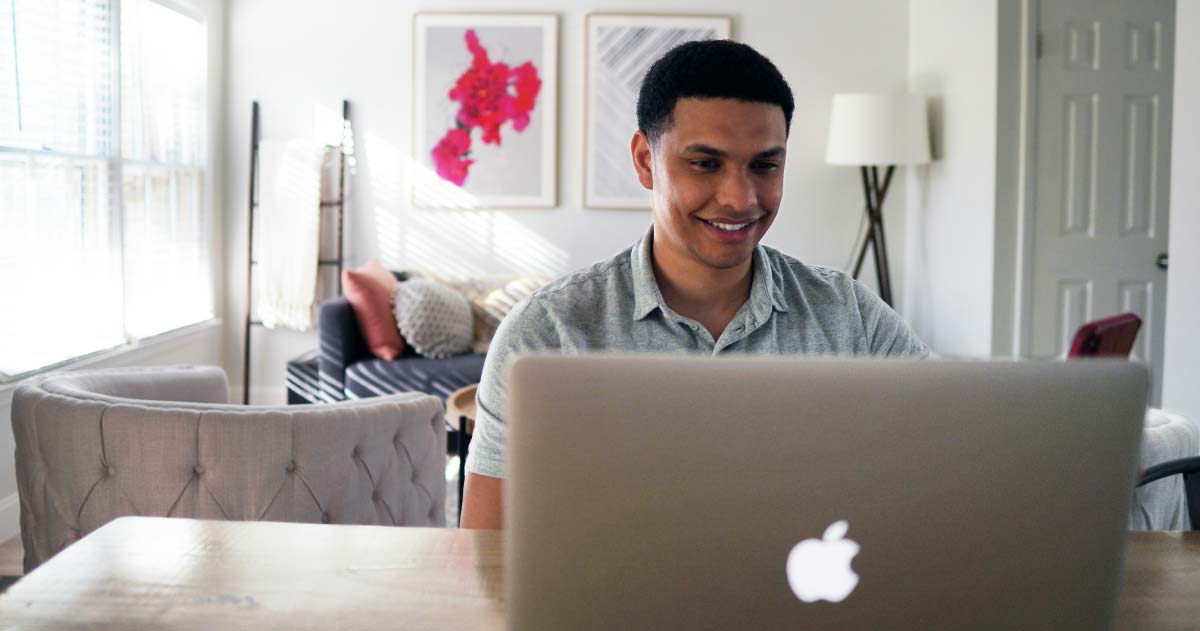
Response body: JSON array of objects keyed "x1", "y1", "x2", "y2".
[{"x1": 696, "y1": 215, "x2": 764, "y2": 243}]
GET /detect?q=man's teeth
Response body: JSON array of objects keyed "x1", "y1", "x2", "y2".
[{"x1": 706, "y1": 219, "x2": 752, "y2": 231}]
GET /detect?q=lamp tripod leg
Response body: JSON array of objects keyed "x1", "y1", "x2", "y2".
[
  {"x1": 871, "y1": 166, "x2": 895, "y2": 306},
  {"x1": 852, "y1": 221, "x2": 875, "y2": 278},
  {"x1": 853, "y1": 165, "x2": 897, "y2": 306}
]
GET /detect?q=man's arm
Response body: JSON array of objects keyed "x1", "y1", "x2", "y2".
[
  {"x1": 461, "y1": 297, "x2": 560, "y2": 528},
  {"x1": 460, "y1": 472, "x2": 503, "y2": 529}
]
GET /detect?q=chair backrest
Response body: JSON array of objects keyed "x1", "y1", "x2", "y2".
[
  {"x1": 11, "y1": 365, "x2": 446, "y2": 572},
  {"x1": 1138, "y1": 456, "x2": 1200, "y2": 532}
]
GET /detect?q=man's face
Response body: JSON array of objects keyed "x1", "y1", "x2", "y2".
[{"x1": 632, "y1": 98, "x2": 788, "y2": 271}]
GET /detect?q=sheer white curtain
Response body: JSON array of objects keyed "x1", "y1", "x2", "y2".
[
  {"x1": 120, "y1": 0, "x2": 209, "y2": 339},
  {"x1": 0, "y1": 0, "x2": 124, "y2": 375},
  {"x1": 0, "y1": 0, "x2": 210, "y2": 378}
]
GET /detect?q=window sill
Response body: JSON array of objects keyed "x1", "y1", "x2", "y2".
[{"x1": 0, "y1": 318, "x2": 223, "y2": 391}]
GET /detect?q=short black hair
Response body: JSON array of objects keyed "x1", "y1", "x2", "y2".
[{"x1": 636, "y1": 39, "x2": 794, "y2": 144}]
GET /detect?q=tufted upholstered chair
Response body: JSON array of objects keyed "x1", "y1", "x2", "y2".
[{"x1": 11, "y1": 365, "x2": 447, "y2": 572}]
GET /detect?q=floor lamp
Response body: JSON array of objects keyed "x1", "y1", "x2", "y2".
[{"x1": 826, "y1": 94, "x2": 931, "y2": 307}]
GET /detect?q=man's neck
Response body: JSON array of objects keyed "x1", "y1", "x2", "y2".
[{"x1": 650, "y1": 233, "x2": 753, "y2": 339}]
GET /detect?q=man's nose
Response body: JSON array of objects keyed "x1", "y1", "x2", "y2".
[{"x1": 715, "y1": 169, "x2": 757, "y2": 213}]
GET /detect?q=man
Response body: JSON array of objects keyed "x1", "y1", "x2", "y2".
[{"x1": 461, "y1": 40, "x2": 928, "y2": 529}]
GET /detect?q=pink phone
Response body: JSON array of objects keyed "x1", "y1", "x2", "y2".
[{"x1": 1068, "y1": 313, "x2": 1142, "y2": 358}]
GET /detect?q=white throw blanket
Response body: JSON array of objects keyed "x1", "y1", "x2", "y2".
[{"x1": 255, "y1": 138, "x2": 324, "y2": 331}]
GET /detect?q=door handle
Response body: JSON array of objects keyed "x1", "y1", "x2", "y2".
[{"x1": 1156, "y1": 253, "x2": 1168, "y2": 270}]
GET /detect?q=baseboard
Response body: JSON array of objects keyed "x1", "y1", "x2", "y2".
[{"x1": 0, "y1": 493, "x2": 19, "y2": 541}]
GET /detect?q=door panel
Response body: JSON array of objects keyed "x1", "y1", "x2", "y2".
[{"x1": 1030, "y1": 0, "x2": 1174, "y2": 403}]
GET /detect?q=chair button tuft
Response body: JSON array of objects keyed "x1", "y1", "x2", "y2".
[
  {"x1": 193, "y1": 464, "x2": 206, "y2": 476},
  {"x1": 105, "y1": 465, "x2": 116, "y2": 477},
  {"x1": 286, "y1": 461, "x2": 296, "y2": 473},
  {"x1": 372, "y1": 490, "x2": 382, "y2": 502},
  {"x1": 352, "y1": 446, "x2": 361, "y2": 459},
  {"x1": 321, "y1": 511, "x2": 332, "y2": 524}
]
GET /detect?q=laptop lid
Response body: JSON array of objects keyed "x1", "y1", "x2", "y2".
[{"x1": 506, "y1": 356, "x2": 1147, "y2": 631}]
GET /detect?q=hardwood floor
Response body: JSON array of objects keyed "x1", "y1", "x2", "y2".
[
  {"x1": 0, "y1": 535, "x2": 22, "y2": 577},
  {"x1": 0, "y1": 535, "x2": 21, "y2": 592}
]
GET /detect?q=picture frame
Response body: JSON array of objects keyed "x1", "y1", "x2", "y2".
[
  {"x1": 584, "y1": 14, "x2": 733, "y2": 209},
  {"x1": 413, "y1": 13, "x2": 558, "y2": 208}
]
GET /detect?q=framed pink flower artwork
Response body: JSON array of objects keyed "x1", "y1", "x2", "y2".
[{"x1": 413, "y1": 13, "x2": 558, "y2": 208}]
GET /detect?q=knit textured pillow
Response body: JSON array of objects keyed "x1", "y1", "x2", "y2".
[{"x1": 393, "y1": 278, "x2": 474, "y2": 358}]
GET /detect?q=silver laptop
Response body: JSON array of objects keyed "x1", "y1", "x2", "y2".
[{"x1": 505, "y1": 356, "x2": 1147, "y2": 631}]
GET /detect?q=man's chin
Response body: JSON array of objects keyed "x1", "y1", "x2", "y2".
[{"x1": 693, "y1": 247, "x2": 755, "y2": 271}]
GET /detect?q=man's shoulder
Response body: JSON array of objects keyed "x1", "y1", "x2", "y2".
[
  {"x1": 499, "y1": 245, "x2": 635, "y2": 333},
  {"x1": 759, "y1": 245, "x2": 861, "y2": 299},
  {"x1": 526, "y1": 245, "x2": 635, "y2": 308}
]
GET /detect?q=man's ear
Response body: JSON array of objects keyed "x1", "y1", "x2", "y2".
[{"x1": 631, "y1": 130, "x2": 654, "y2": 191}]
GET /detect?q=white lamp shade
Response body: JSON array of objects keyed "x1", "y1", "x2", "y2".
[{"x1": 825, "y1": 93, "x2": 931, "y2": 166}]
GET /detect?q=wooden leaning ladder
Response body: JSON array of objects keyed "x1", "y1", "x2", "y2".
[{"x1": 241, "y1": 100, "x2": 351, "y2": 404}]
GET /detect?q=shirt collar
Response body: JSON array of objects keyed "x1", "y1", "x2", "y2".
[
  {"x1": 630, "y1": 224, "x2": 790, "y2": 322},
  {"x1": 631, "y1": 225, "x2": 665, "y2": 321},
  {"x1": 752, "y1": 245, "x2": 792, "y2": 320}
]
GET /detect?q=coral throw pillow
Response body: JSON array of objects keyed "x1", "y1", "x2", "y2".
[{"x1": 342, "y1": 259, "x2": 404, "y2": 360}]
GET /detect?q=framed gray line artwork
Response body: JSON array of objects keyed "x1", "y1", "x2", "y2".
[
  {"x1": 413, "y1": 13, "x2": 558, "y2": 208},
  {"x1": 584, "y1": 14, "x2": 733, "y2": 209}
]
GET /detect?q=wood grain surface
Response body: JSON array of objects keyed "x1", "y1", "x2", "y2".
[
  {"x1": 0, "y1": 518, "x2": 503, "y2": 631},
  {"x1": 0, "y1": 518, "x2": 1195, "y2": 631},
  {"x1": 1115, "y1": 531, "x2": 1200, "y2": 631}
]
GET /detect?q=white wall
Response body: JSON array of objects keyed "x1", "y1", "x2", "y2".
[
  {"x1": 904, "y1": 0, "x2": 998, "y2": 358},
  {"x1": 221, "y1": 0, "x2": 914, "y2": 400},
  {"x1": 1163, "y1": 1, "x2": 1200, "y2": 422}
]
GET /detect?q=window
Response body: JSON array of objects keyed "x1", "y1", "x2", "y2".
[
  {"x1": 120, "y1": 0, "x2": 209, "y2": 338},
  {"x1": 0, "y1": 0, "x2": 210, "y2": 379}
]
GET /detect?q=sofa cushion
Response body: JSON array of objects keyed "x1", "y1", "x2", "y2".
[
  {"x1": 431, "y1": 276, "x2": 512, "y2": 354},
  {"x1": 393, "y1": 278, "x2": 474, "y2": 359},
  {"x1": 345, "y1": 354, "x2": 486, "y2": 401},
  {"x1": 481, "y1": 277, "x2": 542, "y2": 322},
  {"x1": 342, "y1": 260, "x2": 404, "y2": 360}
]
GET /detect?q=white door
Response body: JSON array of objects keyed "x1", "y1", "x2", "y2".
[{"x1": 1030, "y1": 0, "x2": 1174, "y2": 403}]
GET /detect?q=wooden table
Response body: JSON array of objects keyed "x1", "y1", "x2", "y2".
[
  {"x1": 445, "y1": 383, "x2": 478, "y2": 437},
  {"x1": 0, "y1": 517, "x2": 1196, "y2": 631}
]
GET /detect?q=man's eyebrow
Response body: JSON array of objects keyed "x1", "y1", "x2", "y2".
[
  {"x1": 682, "y1": 144, "x2": 727, "y2": 157},
  {"x1": 681, "y1": 144, "x2": 787, "y2": 159}
]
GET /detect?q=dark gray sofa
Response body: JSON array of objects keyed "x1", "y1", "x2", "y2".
[{"x1": 317, "y1": 297, "x2": 486, "y2": 403}]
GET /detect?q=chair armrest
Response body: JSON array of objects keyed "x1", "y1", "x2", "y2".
[{"x1": 318, "y1": 297, "x2": 372, "y2": 401}]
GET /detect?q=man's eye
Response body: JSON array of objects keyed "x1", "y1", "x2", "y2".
[
  {"x1": 691, "y1": 160, "x2": 718, "y2": 169},
  {"x1": 752, "y1": 162, "x2": 780, "y2": 171}
]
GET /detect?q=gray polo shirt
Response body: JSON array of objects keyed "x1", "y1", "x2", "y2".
[{"x1": 464, "y1": 226, "x2": 929, "y2": 478}]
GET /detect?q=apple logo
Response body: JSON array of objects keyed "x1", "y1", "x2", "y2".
[{"x1": 786, "y1": 520, "x2": 860, "y2": 603}]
